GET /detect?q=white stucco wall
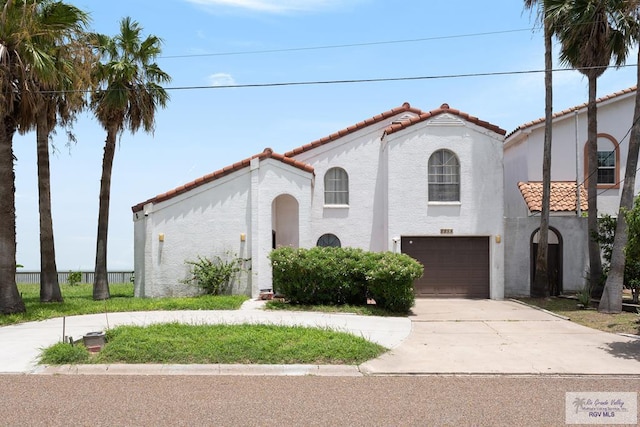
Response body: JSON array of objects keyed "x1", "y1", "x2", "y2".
[
  {"x1": 385, "y1": 114, "x2": 505, "y2": 299},
  {"x1": 504, "y1": 216, "x2": 588, "y2": 297},
  {"x1": 292, "y1": 116, "x2": 405, "y2": 252},
  {"x1": 133, "y1": 160, "x2": 313, "y2": 298},
  {"x1": 504, "y1": 91, "x2": 636, "y2": 217}
]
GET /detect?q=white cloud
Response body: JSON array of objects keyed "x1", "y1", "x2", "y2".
[
  {"x1": 185, "y1": 0, "x2": 354, "y2": 13},
  {"x1": 208, "y1": 72, "x2": 236, "y2": 86}
]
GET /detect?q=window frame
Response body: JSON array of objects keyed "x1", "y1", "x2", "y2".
[
  {"x1": 324, "y1": 167, "x2": 349, "y2": 206},
  {"x1": 428, "y1": 149, "x2": 460, "y2": 202},
  {"x1": 317, "y1": 233, "x2": 341, "y2": 248},
  {"x1": 583, "y1": 134, "x2": 620, "y2": 189}
]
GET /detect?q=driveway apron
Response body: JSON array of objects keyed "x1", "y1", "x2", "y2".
[{"x1": 360, "y1": 299, "x2": 640, "y2": 375}]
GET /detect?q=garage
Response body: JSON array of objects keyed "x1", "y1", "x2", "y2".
[{"x1": 401, "y1": 236, "x2": 490, "y2": 298}]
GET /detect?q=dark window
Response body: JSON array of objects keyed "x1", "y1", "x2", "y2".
[
  {"x1": 317, "y1": 233, "x2": 341, "y2": 248},
  {"x1": 597, "y1": 150, "x2": 615, "y2": 184}
]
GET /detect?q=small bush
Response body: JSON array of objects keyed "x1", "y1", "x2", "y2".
[
  {"x1": 67, "y1": 271, "x2": 82, "y2": 286},
  {"x1": 270, "y1": 247, "x2": 422, "y2": 313},
  {"x1": 183, "y1": 253, "x2": 246, "y2": 295},
  {"x1": 40, "y1": 342, "x2": 90, "y2": 364}
]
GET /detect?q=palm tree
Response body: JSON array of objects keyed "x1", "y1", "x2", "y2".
[
  {"x1": 1, "y1": 0, "x2": 87, "y2": 314},
  {"x1": 600, "y1": 3, "x2": 640, "y2": 313},
  {"x1": 90, "y1": 17, "x2": 170, "y2": 300},
  {"x1": 23, "y1": 2, "x2": 91, "y2": 303},
  {"x1": 524, "y1": 0, "x2": 554, "y2": 297},
  {"x1": 545, "y1": 0, "x2": 631, "y2": 297}
]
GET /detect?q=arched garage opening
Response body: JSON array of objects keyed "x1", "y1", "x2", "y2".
[{"x1": 272, "y1": 194, "x2": 299, "y2": 248}]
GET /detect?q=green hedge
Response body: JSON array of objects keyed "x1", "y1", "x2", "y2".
[{"x1": 269, "y1": 247, "x2": 423, "y2": 313}]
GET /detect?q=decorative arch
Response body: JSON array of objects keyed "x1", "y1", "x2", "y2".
[
  {"x1": 271, "y1": 194, "x2": 299, "y2": 249},
  {"x1": 530, "y1": 226, "x2": 563, "y2": 296},
  {"x1": 583, "y1": 133, "x2": 620, "y2": 189}
]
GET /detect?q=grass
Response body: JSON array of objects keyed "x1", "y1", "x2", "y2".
[
  {"x1": 265, "y1": 300, "x2": 402, "y2": 316},
  {"x1": 0, "y1": 283, "x2": 248, "y2": 327},
  {"x1": 40, "y1": 323, "x2": 387, "y2": 365},
  {"x1": 516, "y1": 297, "x2": 640, "y2": 335}
]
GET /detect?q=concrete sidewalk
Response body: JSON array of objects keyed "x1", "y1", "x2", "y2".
[
  {"x1": 0, "y1": 299, "x2": 410, "y2": 374},
  {"x1": 2, "y1": 298, "x2": 639, "y2": 376},
  {"x1": 361, "y1": 299, "x2": 640, "y2": 375}
]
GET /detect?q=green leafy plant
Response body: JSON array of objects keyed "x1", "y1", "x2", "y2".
[
  {"x1": 67, "y1": 271, "x2": 82, "y2": 286},
  {"x1": 40, "y1": 342, "x2": 90, "y2": 364},
  {"x1": 183, "y1": 253, "x2": 247, "y2": 295},
  {"x1": 576, "y1": 285, "x2": 591, "y2": 309},
  {"x1": 270, "y1": 247, "x2": 422, "y2": 313}
]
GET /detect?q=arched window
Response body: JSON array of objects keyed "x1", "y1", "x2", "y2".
[
  {"x1": 317, "y1": 233, "x2": 341, "y2": 247},
  {"x1": 324, "y1": 167, "x2": 349, "y2": 205},
  {"x1": 428, "y1": 150, "x2": 460, "y2": 202},
  {"x1": 583, "y1": 134, "x2": 620, "y2": 188}
]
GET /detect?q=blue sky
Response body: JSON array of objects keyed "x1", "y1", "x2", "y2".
[{"x1": 12, "y1": 0, "x2": 638, "y2": 271}]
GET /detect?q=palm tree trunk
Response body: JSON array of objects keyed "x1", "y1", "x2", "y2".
[
  {"x1": 587, "y1": 75, "x2": 603, "y2": 297},
  {"x1": 0, "y1": 117, "x2": 26, "y2": 314},
  {"x1": 599, "y1": 49, "x2": 640, "y2": 313},
  {"x1": 532, "y1": 23, "x2": 553, "y2": 297},
  {"x1": 93, "y1": 126, "x2": 117, "y2": 300},
  {"x1": 36, "y1": 111, "x2": 62, "y2": 303}
]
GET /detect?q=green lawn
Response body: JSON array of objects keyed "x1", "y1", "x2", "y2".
[
  {"x1": 516, "y1": 297, "x2": 639, "y2": 335},
  {"x1": 0, "y1": 283, "x2": 247, "y2": 326},
  {"x1": 40, "y1": 323, "x2": 387, "y2": 365}
]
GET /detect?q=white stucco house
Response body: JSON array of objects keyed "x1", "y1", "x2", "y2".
[
  {"x1": 503, "y1": 86, "x2": 637, "y2": 296},
  {"x1": 132, "y1": 102, "x2": 507, "y2": 300}
]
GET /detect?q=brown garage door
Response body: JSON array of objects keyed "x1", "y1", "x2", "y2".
[{"x1": 401, "y1": 236, "x2": 489, "y2": 298}]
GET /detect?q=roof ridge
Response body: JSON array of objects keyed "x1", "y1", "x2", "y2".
[
  {"x1": 284, "y1": 102, "x2": 423, "y2": 157},
  {"x1": 507, "y1": 85, "x2": 637, "y2": 138},
  {"x1": 384, "y1": 103, "x2": 506, "y2": 136}
]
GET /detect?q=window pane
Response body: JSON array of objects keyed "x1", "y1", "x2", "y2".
[
  {"x1": 597, "y1": 150, "x2": 615, "y2": 184},
  {"x1": 428, "y1": 150, "x2": 459, "y2": 201},
  {"x1": 324, "y1": 168, "x2": 349, "y2": 205}
]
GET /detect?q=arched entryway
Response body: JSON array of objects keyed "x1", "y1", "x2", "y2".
[
  {"x1": 531, "y1": 227, "x2": 563, "y2": 296},
  {"x1": 272, "y1": 194, "x2": 299, "y2": 248}
]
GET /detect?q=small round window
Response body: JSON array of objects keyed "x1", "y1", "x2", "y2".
[{"x1": 317, "y1": 233, "x2": 341, "y2": 248}]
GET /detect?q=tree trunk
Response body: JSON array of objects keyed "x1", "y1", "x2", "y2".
[
  {"x1": 0, "y1": 117, "x2": 26, "y2": 314},
  {"x1": 93, "y1": 126, "x2": 117, "y2": 300},
  {"x1": 532, "y1": 23, "x2": 553, "y2": 298},
  {"x1": 599, "y1": 50, "x2": 640, "y2": 313},
  {"x1": 36, "y1": 110, "x2": 62, "y2": 303},
  {"x1": 587, "y1": 76, "x2": 603, "y2": 297}
]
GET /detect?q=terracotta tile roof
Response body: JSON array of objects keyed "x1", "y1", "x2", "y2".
[
  {"x1": 284, "y1": 102, "x2": 424, "y2": 157},
  {"x1": 384, "y1": 103, "x2": 506, "y2": 136},
  {"x1": 131, "y1": 148, "x2": 314, "y2": 213},
  {"x1": 518, "y1": 181, "x2": 588, "y2": 212},
  {"x1": 507, "y1": 86, "x2": 637, "y2": 138}
]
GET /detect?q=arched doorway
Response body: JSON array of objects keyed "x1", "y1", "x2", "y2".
[
  {"x1": 272, "y1": 194, "x2": 299, "y2": 248},
  {"x1": 531, "y1": 227, "x2": 563, "y2": 296}
]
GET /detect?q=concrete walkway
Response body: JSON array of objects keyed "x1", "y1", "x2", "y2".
[{"x1": 1, "y1": 298, "x2": 639, "y2": 376}]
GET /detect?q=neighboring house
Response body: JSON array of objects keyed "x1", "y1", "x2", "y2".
[
  {"x1": 132, "y1": 103, "x2": 506, "y2": 300},
  {"x1": 503, "y1": 86, "x2": 637, "y2": 296}
]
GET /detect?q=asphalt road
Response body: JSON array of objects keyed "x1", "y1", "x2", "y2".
[{"x1": 2, "y1": 375, "x2": 639, "y2": 426}]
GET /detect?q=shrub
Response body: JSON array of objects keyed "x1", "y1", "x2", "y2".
[
  {"x1": 183, "y1": 253, "x2": 246, "y2": 295},
  {"x1": 270, "y1": 247, "x2": 422, "y2": 313},
  {"x1": 67, "y1": 271, "x2": 82, "y2": 286}
]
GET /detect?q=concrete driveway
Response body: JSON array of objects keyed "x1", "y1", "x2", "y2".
[{"x1": 361, "y1": 299, "x2": 640, "y2": 375}]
